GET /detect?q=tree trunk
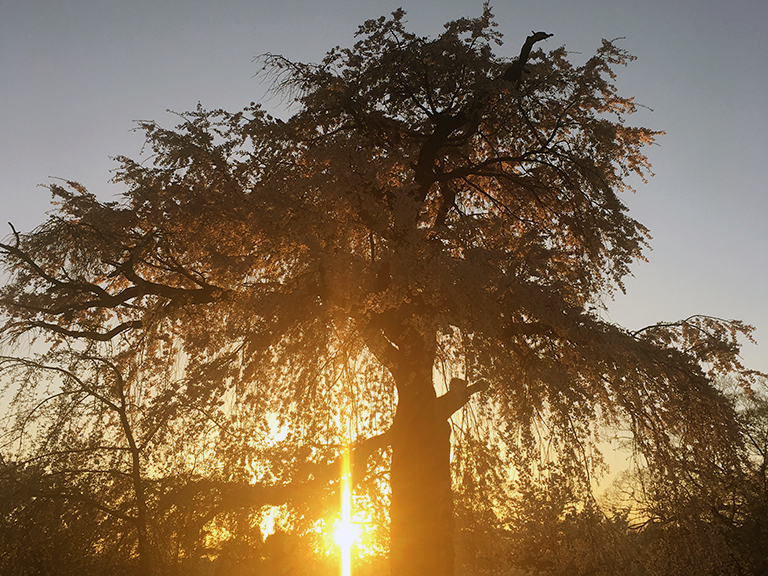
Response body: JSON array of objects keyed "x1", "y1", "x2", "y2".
[
  {"x1": 117, "y1": 385, "x2": 156, "y2": 576},
  {"x1": 390, "y1": 367, "x2": 454, "y2": 576}
]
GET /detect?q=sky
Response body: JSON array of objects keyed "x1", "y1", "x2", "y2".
[{"x1": 1, "y1": 0, "x2": 766, "y2": 373}]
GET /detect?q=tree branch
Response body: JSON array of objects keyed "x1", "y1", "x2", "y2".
[
  {"x1": 503, "y1": 31, "x2": 554, "y2": 86},
  {"x1": 160, "y1": 379, "x2": 488, "y2": 517},
  {"x1": 28, "y1": 320, "x2": 142, "y2": 341}
]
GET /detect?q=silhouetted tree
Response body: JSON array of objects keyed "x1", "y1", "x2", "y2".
[{"x1": 0, "y1": 5, "x2": 759, "y2": 575}]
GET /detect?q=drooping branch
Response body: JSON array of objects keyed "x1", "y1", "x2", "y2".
[
  {"x1": 161, "y1": 380, "x2": 488, "y2": 516},
  {"x1": 158, "y1": 429, "x2": 395, "y2": 523},
  {"x1": 26, "y1": 320, "x2": 142, "y2": 341},
  {"x1": 1, "y1": 223, "x2": 227, "y2": 328}
]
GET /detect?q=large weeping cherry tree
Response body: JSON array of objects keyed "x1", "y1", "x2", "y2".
[{"x1": 0, "y1": 6, "x2": 760, "y2": 575}]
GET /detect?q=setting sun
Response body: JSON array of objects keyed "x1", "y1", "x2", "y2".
[{"x1": 335, "y1": 446, "x2": 360, "y2": 575}]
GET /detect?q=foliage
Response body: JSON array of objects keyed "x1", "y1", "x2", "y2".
[
  {"x1": 0, "y1": 5, "x2": 762, "y2": 575},
  {"x1": 452, "y1": 379, "x2": 768, "y2": 576}
]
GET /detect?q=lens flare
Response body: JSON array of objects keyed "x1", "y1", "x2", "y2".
[{"x1": 334, "y1": 446, "x2": 359, "y2": 576}]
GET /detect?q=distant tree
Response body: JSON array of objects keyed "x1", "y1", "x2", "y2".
[
  {"x1": 457, "y1": 381, "x2": 768, "y2": 576},
  {"x1": 607, "y1": 377, "x2": 768, "y2": 576},
  {"x1": 0, "y1": 5, "x2": 760, "y2": 575}
]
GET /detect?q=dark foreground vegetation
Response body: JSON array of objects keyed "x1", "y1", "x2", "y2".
[{"x1": 2, "y1": 379, "x2": 767, "y2": 576}]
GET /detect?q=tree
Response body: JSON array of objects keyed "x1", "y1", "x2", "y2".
[
  {"x1": 0, "y1": 6, "x2": 759, "y2": 575},
  {"x1": 602, "y1": 377, "x2": 768, "y2": 576}
]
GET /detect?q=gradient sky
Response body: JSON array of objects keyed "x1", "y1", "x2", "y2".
[{"x1": 1, "y1": 0, "x2": 766, "y2": 372}]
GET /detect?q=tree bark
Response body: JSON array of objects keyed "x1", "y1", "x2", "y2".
[
  {"x1": 115, "y1": 372, "x2": 156, "y2": 576},
  {"x1": 389, "y1": 345, "x2": 454, "y2": 576}
]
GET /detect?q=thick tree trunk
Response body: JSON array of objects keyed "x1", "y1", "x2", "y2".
[{"x1": 390, "y1": 370, "x2": 454, "y2": 576}]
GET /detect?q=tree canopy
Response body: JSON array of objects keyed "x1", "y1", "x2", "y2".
[{"x1": 0, "y1": 6, "x2": 761, "y2": 575}]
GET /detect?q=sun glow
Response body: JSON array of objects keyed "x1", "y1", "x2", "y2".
[{"x1": 334, "y1": 446, "x2": 360, "y2": 576}]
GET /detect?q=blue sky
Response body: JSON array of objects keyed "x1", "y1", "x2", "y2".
[{"x1": 1, "y1": 0, "x2": 766, "y2": 372}]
